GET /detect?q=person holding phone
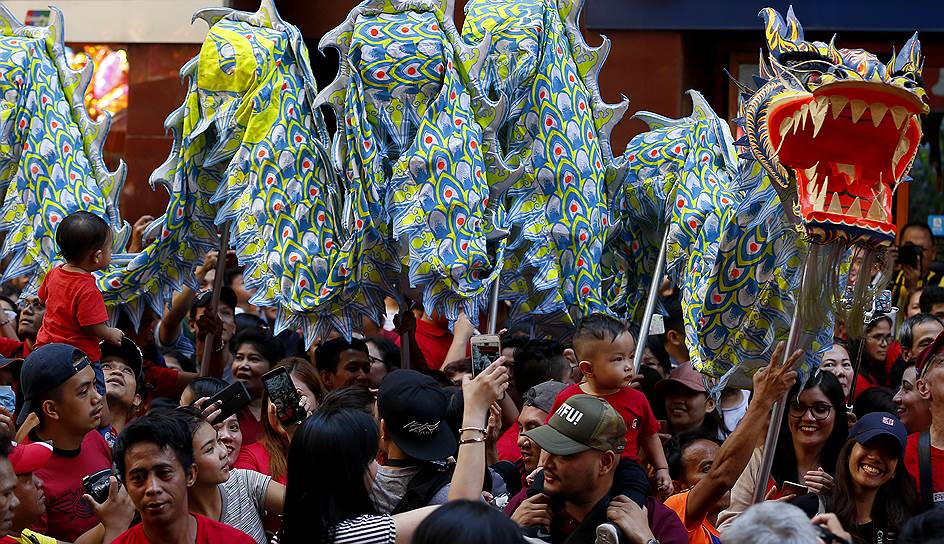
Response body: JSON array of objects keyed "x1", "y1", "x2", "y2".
[
  {"x1": 230, "y1": 329, "x2": 284, "y2": 445},
  {"x1": 173, "y1": 407, "x2": 285, "y2": 544}
]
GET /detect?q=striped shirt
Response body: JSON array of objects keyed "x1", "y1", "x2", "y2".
[
  {"x1": 332, "y1": 515, "x2": 396, "y2": 544},
  {"x1": 220, "y1": 469, "x2": 272, "y2": 543}
]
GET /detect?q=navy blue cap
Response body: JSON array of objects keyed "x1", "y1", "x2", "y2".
[
  {"x1": 850, "y1": 411, "x2": 907, "y2": 457},
  {"x1": 377, "y1": 369, "x2": 455, "y2": 462},
  {"x1": 17, "y1": 344, "x2": 90, "y2": 426}
]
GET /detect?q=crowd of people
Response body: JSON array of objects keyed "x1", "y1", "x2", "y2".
[{"x1": 0, "y1": 213, "x2": 941, "y2": 543}]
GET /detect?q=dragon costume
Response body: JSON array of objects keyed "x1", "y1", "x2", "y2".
[{"x1": 619, "y1": 7, "x2": 927, "y2": 386}]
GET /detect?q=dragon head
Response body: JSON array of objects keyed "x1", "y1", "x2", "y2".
[{"x1": 744, "y1": 7, "x2": 927, "y2": 248}]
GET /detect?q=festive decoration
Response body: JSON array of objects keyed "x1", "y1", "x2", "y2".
[{"x1": 617, "y1": 7, "x2": 926, "y2": 386}]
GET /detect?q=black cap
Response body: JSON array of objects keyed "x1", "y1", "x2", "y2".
[
  {"x1": 377, "y1": 370, "x2": 455, "y2": 462},
  {"x1": 193, "y1": 286, "x2": 237, "y2": 312},
  {"x1": 17, "y1": 344, "x2": 90, "y2": 426},
  {"x1": 100, "y1": 337, "x2": 144, "y2": 382}
]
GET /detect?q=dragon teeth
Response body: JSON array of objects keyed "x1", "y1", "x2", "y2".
[
  {"x1": 780, "y1": 116, "x2": 793, "y2": 138},
  {"x1": 890, "y1": 106, "x2": 909, "y2": 130},
  {"x1": 810, "y1": 98, "x2": 828, "y2": 137},
  {"x1": 850, "y1": 99, "x2": 868, "y2": 123},
  {"x1": 847, "y1": 197, "x2": 862, "y2": 218},
  {"x1": 803, "y1": 162, "x2": 819, "y2": 181},
  {"x1": 827, "y1": 191, "x2": 842, "y2": 214},
  {"x1": 867, "y1": 197, "x2": 886, "y2": 221},
  {"x1": 830, "y1": 96, "x2": 849, "y2": 119},
  {"x1": 870, "y1": 103, "x2": 889, "y2": 127},
  {"x1": 812, "y1": 175, "x2": 828, "y2": 211},
  {"x1": 892, "y1": 135, "x2": 911, "y2": 175}
]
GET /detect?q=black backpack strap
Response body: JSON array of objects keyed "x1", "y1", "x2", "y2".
[{"x1": 919, "y1": 430, "x2": 933, "y2": 510}]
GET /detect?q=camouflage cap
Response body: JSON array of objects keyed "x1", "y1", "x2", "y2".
[{"x1": 523, "y1": 394, "x2": 626, "y2": 456}]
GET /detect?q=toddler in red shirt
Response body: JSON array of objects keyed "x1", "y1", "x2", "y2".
[
  {"x1": 535, "y1": 314, "x2": 671, "y2": 506},
  {"x1": 35, "y1": 211, "x2": 123, "y2": 393}
]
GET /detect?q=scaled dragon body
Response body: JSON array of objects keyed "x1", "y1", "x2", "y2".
[{"x1": 620, "y1": 8, "x2": 926, "y2": 386}]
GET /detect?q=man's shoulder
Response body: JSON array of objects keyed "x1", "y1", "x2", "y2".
[
  {"x1": 196, "y1": 513, "x2": 256, "y2": 543},
  {"x1": 111, "y1": 524, "x2": 145, "y2": 543}
]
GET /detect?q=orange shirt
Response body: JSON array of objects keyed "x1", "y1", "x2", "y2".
[{"x1": 664, "y1": 490, "x2": 721, "y2": 544}]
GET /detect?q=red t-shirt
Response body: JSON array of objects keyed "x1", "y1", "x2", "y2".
[
  {"x1": 234, "y1": 442, "x2": 287, "y2": 484},
  {"x1": 35, "y1": 266, "x2": 109, "y2": 360},
  {"x1": 142, "y1": 360, "x2": 183, "y2": 399},
  {"x1": 904, "y1": 432, "x2": 944, "y2": 507},
  {"x1": 23, "y1": 430, "x2": 112, "y2": 541},
  {"x1": 413, "y1": 319, "x2": 453, "y2": 371},
  {"x1": 236, "y1": 406, "x2": 260, "y2": 446},
  {"x1": 0, "y1": 337, "x2": 29, "y2": 359},
  {"x1": 111, "y1": 514, "x2": 256, "y2": 544},
  {"x1": 547, "y1": 384, "x2": 658, "y2": 461},
  {"x1": 497, "y1": 424, "x2": 522, "y2": 462}
]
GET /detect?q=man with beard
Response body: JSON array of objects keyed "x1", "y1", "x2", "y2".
[{"x1": 662, "y1": 342, "x2": 801, "y2": 544}]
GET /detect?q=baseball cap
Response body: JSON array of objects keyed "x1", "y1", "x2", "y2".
[
  {"x1": 850, "y1": 411, "x2": 907, "y2": 456},
  {"x1": 916, "y1": 329, "x2": 944, "y2": 378},
  {"x1": 655, "y1": 361, "x2": 707, "y2": 394},
  {"x1": 100, "y1": 337, "x2": 144, "y2": 377},
  {"x1": 377, "y1": 370, "x2": 455, "y2": 461},
  {"x1": 193, "y1": 286, "x2": 237, "y2": 312},
  {"x1": 522, "y1": 381, "x2": 568, "y2": 414},
  {"x1": 0, "y1": 357, "x2": 23, "y2": 377},
  {"x1": 9, "y1": 441, "x2": 53, "y2": 474},
  {"x1": 17, "y1": 344, "x2": 90, "y2": 426},
  {"x1": 523, "y1": 394, "x2": 626, "y2": 456}
]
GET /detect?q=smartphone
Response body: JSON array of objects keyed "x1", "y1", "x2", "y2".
[
  {"x1": 0, "y1": 386, "x2": 14, "y2": 414},
  {"x1": 781, "y1": 480, "x2": 809, "y2": 497},
  {"x1": 470, "y1": 334, "x2": 501, "y2": 376},
  {"x1": 83, "y1": 468, "x2": 112, "y2": 504},
  {"x1": 262, "y1": 367, "x2": 306, "y2": 426},
  {"x1": 205, "y1": 381, "x2": 251, "y2": 425}
]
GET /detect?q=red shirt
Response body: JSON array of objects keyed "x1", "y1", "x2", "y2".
[
  {"x1": 236, "y1": 406, "x2": 260, "y2": 446},
  {"x1": 23, "y1": 430, "x2": 112, "y2": 541},
  {"x1": 547, "y1": 384, "x2": 658, "y2": 461},
  {"x1": 0, "y1": 337, "x2": 29, "y2": 359},
  {"x1": 111, "y1": 514, "x2": 256, "y2": 544},
  {"x1": 234, "y1": 442, "x2": 287, "y2": 484},
  {"x1": 36, "y1": 266, "x2": 108, "y2": 360},
  {"x1": 497, "y1": 424, "x2": 522, "y2": 462},
  {"x1": 413, "y1": 319, "x2": 453, "y2": 371},
  {"x1": 904, "y1": 432, "x2": 944, "y2": 506}
]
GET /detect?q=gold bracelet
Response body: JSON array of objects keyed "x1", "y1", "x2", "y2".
[{"x1": 459, "y1": 436, "x2": 487, "y2": 445}]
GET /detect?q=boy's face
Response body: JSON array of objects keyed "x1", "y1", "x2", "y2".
[
  {"x1": 582, "y1": 332, "x2": 636, "y2": 390},
  {"x1": 44, "y1": 366, "x2": 104, "y2": 434}
]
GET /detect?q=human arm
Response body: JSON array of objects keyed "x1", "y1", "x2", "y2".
[
  {"x1": 126, "y1": 215, "x2": 155, "y2": 253},
  {"x1": 685, "y1": 342, "x2": 801, "y2": 530},
  {"x1": 84, "y1": 322, "x2": 123, "y2": 345},
  {"x1": 194, "y1": 311, "x2": 226, "y2": 378},
  {"x1": 442, "y1": 311, "x2": 477, "y2": 371},
  {"x1": 640, "y1": 432, "x2": 671, "y2": 499},
  {"x1": 159, "y1": 250, "x2": 217, "y2": 347},
  {"x1": 263, "y1": 479, "x2": 286, "y2": 514}
]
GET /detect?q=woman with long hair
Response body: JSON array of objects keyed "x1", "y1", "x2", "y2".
[
  {"x1": 280, "y1": 360, "x2": 508, "y2": 544},
  {"x1": 174, "y1": 406, "x2": 286, "y2": 544},
  {"x1": 807, "y1": 412, "x2": 918, "y2": 543},
  {"x1": 717, "y1": 370, "x2": 849, "y2": 532},
  {"x1": 235, "y1": 357, "x2": 325, "y2": 483},
  {"x1": 411, "y1": 500, "x2": 525, "y2": 544}
]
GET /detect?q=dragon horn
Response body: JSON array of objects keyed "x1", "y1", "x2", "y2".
[
  {"x1": 256, "y1": 0, "x2": 286, "y2": 27},
  {"x1": 892, "y1": 31, "x2": 922, "y2": 75},
  {"x1": 191, "y1": 7, "x2": 234, "y2": 27},
  {"x1": 784, "y1": 6, "x2": 805, "y2": 42},
  {"x1": 759, "y1": 7, "x2": 799, "y2": 58},
  {"x1": 47, "y1": 6, "x2": 65, "y2": 48},
  {"x1": 0, "y1": 2, "x2": 22, "y2": 33}
]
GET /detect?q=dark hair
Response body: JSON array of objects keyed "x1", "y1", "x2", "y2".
[
  {"x1": 365, "y1": 336, "x2": 400, "y2": 371},
  {"x1": 572, "y1": 314, "x2": 629, "y2": 358},
  {"x1": 823, "y1": 437, "x2": 918, "y2": 542},
  {"x1": 231, "y1": 328, "x2": 284, "y2": 368},
  {"x1": 848, "y1": 316, "x2": 893, "y2": 386},
  {"x1": 771, "y1": 371, "x2": 849, "y2": 486},
  {"x1": 0, "y1": 435, "x2": 11, "y2": 457},
  {"x1": 314, "y1": 337, "x2": 368, "y2": 375},
  {"x1": 188, "y1": 287, "x2": 237, "y2": 320},
  {"x1": 899, "y1": 313, "x2": 944, "y2": 351},
  {"x1": 644, "y1": 335, "x2": 672, "y2": 376},
  {"x1": 920, "y1": 287, "x2": 944, "y2": 315},
  {"x1": 661, "y1": 291, "x2": 685, "y2": 336},
  {"x1": 412, "y1": 500, "x2": 526, "y2": 544},
  {"x1": 162, "y1": 349, "x2": 196, "y2": 373},
  {"x1": 852, "y1": 387, "x2": 897, "y2": 420},
  {"x1": 317, "y1": 384, "x2": 376, "y2": 416},
  {"x1": 223, "y1": 267, "x2": 244, "y2": 288},
  {"x1": 235, "y1": 313, "x2": 269, "y2": 336},
  {"x1": 259, "y1": 357, "x2": 327, "y2": 480},
  {"x1": 170, "y1": 405, "x2": 206, "y2": 435},
  {"x1": 442, "y1": 358, "x2": 471, "y2": 382},
  {"x1": 114, "y1": 411, "x2": 195, "y2": 482},
  {"x1": 280, "y1": 408, "x2": 379, "y2": 543},
  {"x1": 901, "y1": 221, "x2": 934, "y2": 243},
  {"x1": 184, "y1": 377, "x2": 228, "y2": 402},
  {"x1": 899, "y1": 508, "x2": 944, "y2": 544},
  {"x1": 665, "y1": 428, "x2": 721, "y2": 481},
  {"x1": 512, "y1": 339, "x2": 567, "y2": 394},
  {"x1": 55, "y1": 211, "x2": 110, "y2": 263}
]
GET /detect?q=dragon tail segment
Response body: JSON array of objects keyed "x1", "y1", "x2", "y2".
[{"x1": 0, "y1": 7, "x2": 125, "y2": 299}]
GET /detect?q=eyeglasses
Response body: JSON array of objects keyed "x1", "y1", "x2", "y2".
[
  {"x1": 788, "y1": 401, "x2": 833, "y2": 421},
  {"x1": 867, "y1": 334, "x2": 892, "y2": 345},
  {"x1": 18, "y1": 298, "x2": 44, "y2": 312}
]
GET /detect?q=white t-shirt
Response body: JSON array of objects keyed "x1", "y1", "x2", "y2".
[{"x1": 219, "y1": 468, "x2": 272, "y2": 543}]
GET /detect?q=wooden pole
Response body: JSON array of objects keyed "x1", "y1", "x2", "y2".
[{"x1": 200, "y1": 223, "x2": 230, "y2": 375}]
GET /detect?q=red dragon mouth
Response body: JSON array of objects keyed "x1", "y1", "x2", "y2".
[{"x1": 767, "y1": 80, "x2": 924, "y2": 246}]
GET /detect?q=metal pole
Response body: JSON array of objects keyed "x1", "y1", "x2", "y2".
[
  {"x1": 486, "y1": 278, "x2": 500, "y2": 335},
  {"x1": 200, "y1": 222, "x2": 230, "y2": 375},
  {"x1": 752, "y1": 257, "x2": 814, "y2": 503},
  {"x1": 633, "y1": 229, "x2": 670, "y2": 370}
]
